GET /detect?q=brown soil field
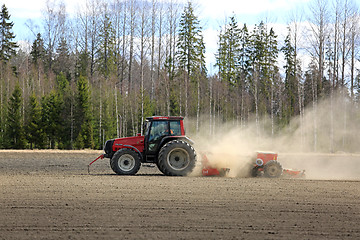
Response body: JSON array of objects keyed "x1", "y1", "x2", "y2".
[{"x1": 1, "y1": 150, "x2": 360, "y2": 239}]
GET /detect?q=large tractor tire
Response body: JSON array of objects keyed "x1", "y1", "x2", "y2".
[
  {"x1": 251, "y1": 166, "x2": 259, "y2": 177},
  {"x1": 157, "y1": 140, "x2": 196, "y2": 176},
  {"x1": 110, "y1": 148, "x2": 141, "y2": 175},
  {"x1": 263, "y1": 160, "x2": 283, "y2": 178}
]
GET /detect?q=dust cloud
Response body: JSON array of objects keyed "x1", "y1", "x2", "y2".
[{"x1": 188, "y1": 93, "x2": 360, "y2": 180}]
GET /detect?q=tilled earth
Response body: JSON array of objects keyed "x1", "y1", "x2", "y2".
[{"x1": 1, "y1": 150, "x2": 360, "y2": 239}]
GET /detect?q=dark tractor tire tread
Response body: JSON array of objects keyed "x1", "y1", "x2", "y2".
[
  {"x1": 157, "y1": 140, "x2": 196, "y2": 176},
  {"x1": 110, "y1": 148, "x2": 141, "y2": 175},
  {"x1": 263, "y1": 160, "x2": 283, "y2": 178},
  {"x1": 251, "y1": 166, "x2": 259, "y2": 177}
]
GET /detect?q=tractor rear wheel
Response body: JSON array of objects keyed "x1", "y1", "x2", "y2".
[
  {"x1": 110, "y1": 148, "x2": 141, "y2": 175},
  {"x1": 157, "y1": 140, "x2": 196, "y2": 176},
  {"x1": 263, "y1": 160, "x2": 282, "y2": 178}
]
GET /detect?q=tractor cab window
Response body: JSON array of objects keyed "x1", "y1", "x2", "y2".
[
  {"x1": 148, "y1": 121, "x2": 169, "y2": 152},
  {"x1": 149, "y1": 121, "x2": 168, "y2": 142},
  {"x1": 169, "y1": 121, "x2": 181, "y2": 136}
]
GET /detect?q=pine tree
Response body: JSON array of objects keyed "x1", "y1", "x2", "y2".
[
  {"x1": 25, "y1": 93, "x2": 45, "y2": 149},
  {"x1": 4, "y1": 84, "x2": 26, "y2": 149},
  {"x1": 0, "y1": 4, "x2": 18, "y2": 63}
]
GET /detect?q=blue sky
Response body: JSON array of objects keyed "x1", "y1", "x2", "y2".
[{"x1": 3, "y1": 0, "x2": 311, "y2": 73}]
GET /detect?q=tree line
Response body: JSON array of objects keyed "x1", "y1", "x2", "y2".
[{"x1": 0, "y1": 0, "x2": 360, "y2": 152}]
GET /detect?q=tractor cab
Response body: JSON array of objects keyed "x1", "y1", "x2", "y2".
[{"x1": 143, "y1": 116, "x2": 185, "y2": 162}]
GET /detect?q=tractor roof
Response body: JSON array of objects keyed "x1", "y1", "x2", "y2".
[{"x1": 146, "y1": 116, "x2": 184, "y2": 121}]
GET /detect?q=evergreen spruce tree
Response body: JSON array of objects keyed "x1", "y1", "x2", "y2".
[
  {"x1": 215, "y1": 15, "x2": 240, "y2": 87},
  {"x1": 5, "y1": 84, "x2": 26, "y2": 148},
  {"x1": 281, "y1": 28, "x2": 297, "y2": 122},
  {"x1": 41, "y1": 90, "x2": 63, "y2": 149},
  {"x1": 249, "y1": 21, "x2": 266, "y2": 121},
  {"x1": 25, "y1": 93, "x2": 45, "y2": 149},
  {"x1": 250, "y1": 22, "x2": 279, "y2": 113},
  {"x1": 30, "y1": 33, "x2": 45, "y2": 66},
  {"x1": 75, "y1": 50, "x2": 89, "y2": 79},
  {"x1": 177, "y1": 1, "x2": 205, "y2": 75},
  {"x1": 239, "y1": 24, "x2": 251, "y2": 81},
  {"x1": 54, "y1": 38, "x2": 71, "y2": 78},
  {"x1": 0, "y1": 4, "x2": 18, "y2": 63},
  {"x1": 74, "y1": 75, "x2": 94, "y2": 149},
  {"x1": 177, "y1": 1, "x2": 206, "y2": 117},
  {"x1": 216, "y1": 29, "x2": 227, "y2": 80},
  {"x1": 56, "y1": 72, "x2": 73, "y2": 149},
  {"x1": 97, "y1": 12, "x2": 116, "y2": 79}
]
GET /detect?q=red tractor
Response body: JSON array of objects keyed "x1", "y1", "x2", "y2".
[{"x1": 89, "y1": 116, "x2": 196, "y2": 176}]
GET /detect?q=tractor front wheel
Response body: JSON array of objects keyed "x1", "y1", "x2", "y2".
[
  {"x1": 263, "y1": 160, "x2": 282, "y2": 178},
  {"x1": 157, "y1": 140, "x2": 196, "y2": 176},
  {"x1": 110, "y1": 148, "x2": 141, "y2": 175}
]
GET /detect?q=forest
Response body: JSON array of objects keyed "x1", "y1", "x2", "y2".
[{"x1": 0, "y1": 0, "x2": 360, "y2": 152}]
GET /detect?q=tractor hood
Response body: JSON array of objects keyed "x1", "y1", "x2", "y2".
[{"x1": 111, "y1": 135, "x2": 145, "y2": 153}]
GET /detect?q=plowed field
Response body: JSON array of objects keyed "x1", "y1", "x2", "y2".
[{"x1": 1, "y1": 150, "x2": 360, "y2": 239}]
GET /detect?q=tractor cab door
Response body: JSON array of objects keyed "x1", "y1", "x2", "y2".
[{"x1": 145, "y1": 120, "x2": 169, "y2": 155}]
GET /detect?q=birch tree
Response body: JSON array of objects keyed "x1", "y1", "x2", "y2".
[{"x1": 307, "y1": 0, "x2": 329, "y2": 151}]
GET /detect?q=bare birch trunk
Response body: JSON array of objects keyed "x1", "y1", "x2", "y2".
[
  {"x1": 120, "y1": 0, "x2": 127, "y2": 95},
  {"x1": 342, "y1": 88, "x2": 347, "y2": 149},
  {"x1": 128, "y1": 0, "x2": 135, "y2": 92},
  {"x1": 254, "y1": 74, "x2": 259, "y2": 141},
  {"x1": 115, "y1": 86, "x2": 119, "y2": 137},
  {"x1": 70, "y1": 98, "x2": 74, "y2": 149},
  {"x1": 311, "y1": 73, "x2": 317, "y2": 152},
  {"x1": 157, "y1": 7, "x2": 162, "y2": 89},
  {"x1": 209, "y1": 77, "x2": 212, "y2": 136},
  {"x1": 330, "y1": 86, "x2": 334, "y2": 152},
  {"x1": 99, "y1": 83, "x2": 102, "y2": 147},
  {"x1": 271, "y1": 82, "x2": 274, "y2": 136},
  {"x1": 139, "y1": 2, "x2": 146, "y2": 134},
  {"x1": 150, "y1": 0, "x2": 156, "y2": 100},
  {"x1": 185, "y1": 74, "x2": 188, "y2": 117},
  {"x1": 179, "y1": 74, "x2": 182, "y2": 116},
  {"x1": 196, "y1": 76, "x2": 200, "y2": 132},
  {"x1": 241, "y1": 89, "x2": 244, "y2": 129}
]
